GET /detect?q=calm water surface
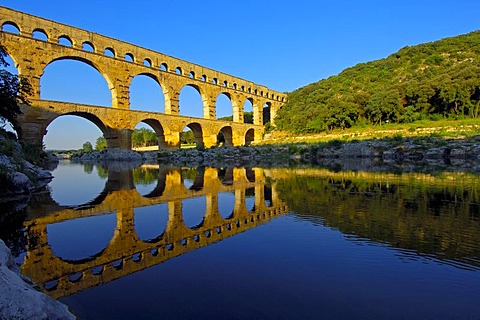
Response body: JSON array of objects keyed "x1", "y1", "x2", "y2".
[{"x1": 3, "y1": 161, "x2": 480, "y2": 319}]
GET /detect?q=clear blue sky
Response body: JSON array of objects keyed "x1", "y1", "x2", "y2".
[{"x1": 2, "y1": 0, "x2": 480, "y2": 149}]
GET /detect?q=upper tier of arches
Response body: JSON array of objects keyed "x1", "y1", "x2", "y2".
[{"x1": 0, "y1": 6, "x2": 286, "y2": 103}]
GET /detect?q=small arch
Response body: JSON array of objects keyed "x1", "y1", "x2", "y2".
[
  {"x1": 232, "y1": 83, "x2": 237, "y2": 90},
  {"x1": 82, "y1": 41, "x2": 95, "y2": 52},
  {"x1": 260, "y1": 91, "x2": 264, "y2": 97},
  {"x1": 212, "y1": 78, "x2": 218, "y2": 85},
  {"x1": 1, "y1": 21, "x2": 20, "y2": 34},
  {"x1": 245, "y1": 128, "x2": 255, "y2": 146},
  {"x1": 223, "y1": 80, "x2": 228, "y2": 87},
  {"x1": 175, "y1": 67, "x2": 182, "y2": 75},
  {"x1": 241, "y1": 86, "x2": 245, "y2": 92},
  {"x1": 189, "y1": 71, "x2": 195, "y2": 79},
  {"x1": 143, "y1": 58, "x2": 152, "y2": 67},
  {"x1": 104, "y1": 47, "x2": 115, "y2": 58},
  {"x1": 32, "y1": 28, "x2": 48, "y2": 41},
  {"x1": 254, "y1": 89, "x2": 258, "y2": 95},
  {"x1": 124, "y1": 53, "x2": 134, "y2": 63},
  {"x1": 160, "y1": 63, "x2": 168, "y2": 71},
  {"x1": 201, "y1": 74, "x2": 207, "y2": 82},
  {"x1": 58, "y1": 35, "x2": 73, "y2": 47}
]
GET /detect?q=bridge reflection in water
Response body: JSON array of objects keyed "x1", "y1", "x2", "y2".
[{"x1": 21, "y1": 165, "x2": 288, "y2": 299}]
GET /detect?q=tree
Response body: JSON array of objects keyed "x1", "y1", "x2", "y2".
[
  {"x1": 95, "y1": 136, "x2": 107, "y2": 150},
  {"x1": 0, "y1": 46, "x2": 31, "y2": 125},
  {"x1": 82, "y1": 141, "x2": 93, "y2": 153}
]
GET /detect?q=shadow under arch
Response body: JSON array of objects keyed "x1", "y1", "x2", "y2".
[
  {"x1": 138, "y1": 119, "x2": 168, "y2": 149},
  {"x1": 217, "y1": 126, "x2": 233, "y2": 147},
  {"x1": 245, "y1": 128, "x2": 255, "y2": 146},
  {"x1": 184, "y1": 122, "x2": 204, "y2": 150},
  {"x1": 41, "y1": 56, "x2": 116, "y2": 107}
]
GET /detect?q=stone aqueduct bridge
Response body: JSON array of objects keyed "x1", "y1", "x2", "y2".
[
  {"x1": 22, "y1": 166, "x2": 289, "y2": 299},
  {"x1": 0, "y1": 6, "x2": 287, "y2": 149}
]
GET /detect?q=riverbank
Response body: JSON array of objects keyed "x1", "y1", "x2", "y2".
[
  {"x1": 154, "y1": 135, "x2": 480, "y2": 171},
  {"x1": 0, "y1": 132, "x2": 76, "y2": 319}
]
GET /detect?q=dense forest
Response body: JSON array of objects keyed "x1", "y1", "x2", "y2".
[{"x1": 275, "y1": 30, "x2": 480, "y2": 133}]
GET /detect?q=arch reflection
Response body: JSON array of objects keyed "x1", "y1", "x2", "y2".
[{"x1": 22, "y1": 165, "x2": 289, "y2": 299}]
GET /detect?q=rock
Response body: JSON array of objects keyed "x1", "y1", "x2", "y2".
[
  {"x1": 425, "y1": 147, "x2": 447, "y2": 159},
  {"x1": 0, "y1": 239, "x2": 75, "y2": 319},
  {"x1": 6, "y1": 172, "x2": 35, "y2": 194}
]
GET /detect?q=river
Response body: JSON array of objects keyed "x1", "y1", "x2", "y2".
[{"x1": 1, "y1": 160, "x2": 480, "y2": 319}]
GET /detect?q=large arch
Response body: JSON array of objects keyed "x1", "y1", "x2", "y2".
[
  {"x1": 216, "y1": 93, "x2": 234, "y2": 120},
  {"x1": 243, "y1": 98, "x2": 254, "y2": 124},
  {"x1": 41, "y1": 57, "x2": 113, "y2": 107},
  {"x1": 179, "y1": 84, "x2": 205, "y2": 118},
  {"x1": 47, "y1": 212, "x2": 117, "y2": 263},
  {"x1": 133, "y1": 119, "x2": 167, "y2": 150},
  {"x1": 44, "y1": 112, "x2": 108, "y2": 150},
  {"x1": 129, "y1": 73, "x2": 165, "y2": 112}
]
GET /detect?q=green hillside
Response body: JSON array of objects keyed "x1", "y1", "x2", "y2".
[{"x1": 275, "y1": 30, "x2": 480, "y2": 133}]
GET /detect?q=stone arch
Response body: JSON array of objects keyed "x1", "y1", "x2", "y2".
[
  {"x1": 58, "y1": 35, "x2": 73, "y2": 47},
  {"x1": 47, "y1": 212, "x2": 117, "y2": 263},
  {"x1": 32, "y1": 28, "x2": 48, "y2": 41},
  {"x1": 217, "y1": 126, "x2": 233, "y2": 147},
  {"x1": 160, "y1": 63, "x2": 168, "y2": 71},
  {"x1": 216, "y1": 92, "x2": 233, "y2": 120},
  {"x1": 243, "y1": 98, "x2": 254, "y2": 124},
  {"x1": 143, "y1": 58, "x2": 152, "y2": 67},
  {"x1": 82, "y1": 41, "x2": 95, "y2": 52},
  {"x1": 179, "y1": 84, "x2": 207, "y2": 118},
  {"x1": 136, "y1": 119, "x2": 168, "y2": 149},
  {"x1": 184, "y1": 122, "x2": 204, "y2": 149},
  {"x1": 175, "y1": 67, "x2": 182, "y2": 75},
  {"x1": 263, "y1": 102, "x2": 272, "y2": 125},
  {"x1": 104, "y1": 47, "x2": 115, "y2": 58},
  {"x1": 129, "y1": 72, "x2": 166, "y2": 113},
  {"x1": 42, "y1": 112, "x2": 110, "y2": 150},
  {"x1": 124, "y1": 53, "x2": 134, "y2": 63},
  {"x1": 245, "y1": 128, "x2": 255, "y2": 146},
  {"x1": 41, "y1": 56, "x2": 117, "y2": 107},
  {"x1": 1, "y1": 21, "x2": 20, "y2": 34}
]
